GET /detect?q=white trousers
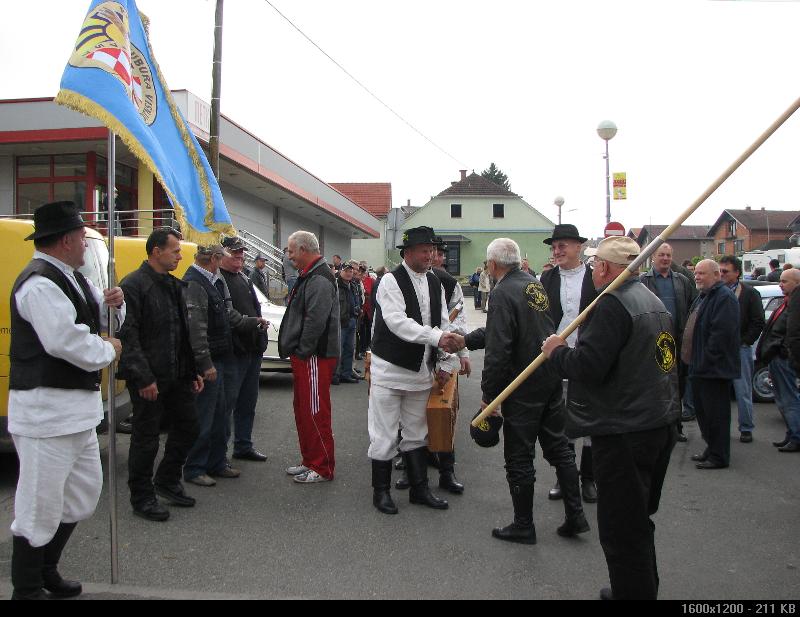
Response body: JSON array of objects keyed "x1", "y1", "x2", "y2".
[
  {"x1": 11, "y1": 429, "x2": 102, "y2": 547},
  {"x1": 367, "y1": 384, "x2": 430, "y2": 461}
]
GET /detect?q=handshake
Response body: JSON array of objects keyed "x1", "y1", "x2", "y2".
[{"x1": 439, "y1": 332, "x2": 466, "y2": 354}]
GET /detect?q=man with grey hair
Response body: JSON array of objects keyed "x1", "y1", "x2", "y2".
[
  {"x1": 684, "y1": 259, "x2": 740, "y2": 470},
  {"x1": 278, "y1": 231, "x2": 340, "y2": 483}
]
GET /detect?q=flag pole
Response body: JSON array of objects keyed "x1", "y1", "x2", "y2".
[
  {"x1": 471, "y1": 95, "x2": 800, "y2": 429},
  {"x1": 106, "y1": 130, "x2": 120, "y2": 584}
]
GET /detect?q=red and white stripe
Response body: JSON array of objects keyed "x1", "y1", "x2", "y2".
[{"x1": 87, "y1": 47, "x2": 133, "y2": 87}]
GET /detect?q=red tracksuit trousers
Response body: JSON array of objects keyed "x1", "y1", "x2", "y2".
[{"x1": 291, "y1": 355, "x2": 336, "y2": 479}]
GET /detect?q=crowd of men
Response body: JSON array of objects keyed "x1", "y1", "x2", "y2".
[{"x1": 6, "y1": 202, "x2": 800, "y2": 601}]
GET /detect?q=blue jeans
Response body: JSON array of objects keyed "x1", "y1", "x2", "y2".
[
  {"x1": 226, "y1": 353, "x2": 262, "y2": 455},
  {"x1": 682, "y1": 377, "x2": 695, "y2": 417},
  {"x1": 184, "y1": 358, "x2": 230, "y2": 480},
  {"x1": 338, "y1": 318, "x2": 356, "y2": 379},
  {"x1": 732, "y1": 345, "x2": 755, "y2": 432},
  {"x1": 768, "y1": 356, "x2": 800, "y2": 444},
  {"x1": 473, "y1": 290, "x2": 482, "y2": 308}
]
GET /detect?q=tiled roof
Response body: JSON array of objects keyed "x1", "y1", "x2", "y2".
[
  {"x1": 725, "y1": 209, "x2": 799, "y2": 232},
  {"x1": 437, "y1": 172, "x2": 518, "y2": 197},
  {"x1": 638, "y1": 224, "x2": 711, "y2": 241},
  {"x1": 330, "y1": 183, "x2": 392, "y2": 218}
]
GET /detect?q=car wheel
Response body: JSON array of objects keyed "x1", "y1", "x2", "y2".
[{"x1": 752, "y1": 365, "x2": 774, "y2": 403}]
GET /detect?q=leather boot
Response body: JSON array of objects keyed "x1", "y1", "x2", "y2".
[
  {"x1": 436, "y1": 451, "x2": 464, "y2": 495},
  {"x1": 492, "y1": 484, "x2": 537, "y2": 545},
  {"x1": 580, "y1": 445, "x2": 598, "y2": 503},
  {"x1": 549, "y1": 442, "x2": 574, "y2": 500},
  {"x1": 371, "y1": 460, "x2": 398, "y2": 515},
  {"x1": 555, "y1": 465, "x2": 590, "y2": 537},
  {"x1": 42, "y1": 522, "x2": 82, "y2": 598},
  {"x1": 395, "y1": 469, "x2": 409, "y2": 490},
  {"x1": 404, "y1": 447, "x2": 448, "y2": 510},
  {"x1": 11, "y1": 535, "x2": 48, "y2": 600}
]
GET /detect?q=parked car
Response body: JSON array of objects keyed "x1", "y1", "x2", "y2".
[
  {"x1": 748, "y1": 283, "x2": 783, "y2": 403},
  {"x1": 253, "y1": 286, "x2": 291, "y2": 372}
]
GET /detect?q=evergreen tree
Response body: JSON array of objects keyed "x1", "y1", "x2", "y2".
[{"x1": 481, "y1": 163, "x2": 511, "y2": 191}]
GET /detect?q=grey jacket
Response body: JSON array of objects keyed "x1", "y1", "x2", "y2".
[
  {"x1": 278, "y1": 257, "x2": 340, "y2": 360},
  {"x1": 639, "y1": 268, "x2": 697, "y2": 338},
  {"x1": 249, "y1": 267, "x2": 269, "y2": 298}
]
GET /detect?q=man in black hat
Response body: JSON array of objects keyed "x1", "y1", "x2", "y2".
[
  {"x1": 368, "y1": 226, "x2": 460, "y2": 515},
  {"x1": 539, "y1": 223, "x2": 598, "y2": 503},
  {"x1": 8, "y1": 201, "x2": 124, "y2": 599},
  {"x1": 249, "y1": 253, "x2": 270, "y2": 298}
]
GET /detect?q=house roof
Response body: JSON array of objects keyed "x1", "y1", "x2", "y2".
[
  {"x1": 636, "y1": 224, "x2": 711, "y2": 243},
  {"x1": 753, "y1": 239, "x2": 794, "y2": 251},
  {"x1": 437, "y1": 172, "x2": 518, "y2": 197},
  {"x1": 707, "y1": 209, "x2": 800, "y2": 236},
  {"x1": 329, "y1": 183, "x2": 393, "y2": 218}
]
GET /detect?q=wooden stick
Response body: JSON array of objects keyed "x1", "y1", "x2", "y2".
[{"x1": 471, "y1": 96, "x2": 800, "y2": 428}]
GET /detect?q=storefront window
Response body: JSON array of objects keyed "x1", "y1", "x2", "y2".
[
  {"x1": 16, "y1": 183, "x2": 50, "y2": 215},
  {"x1": 17, "y1": 156, "x2": 50, "y2": 178}
]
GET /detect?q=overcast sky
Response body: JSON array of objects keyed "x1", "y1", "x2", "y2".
[{"x1": 3, "y1": 0, "x2": 800, "y2": 238}]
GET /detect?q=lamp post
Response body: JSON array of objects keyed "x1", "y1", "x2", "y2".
[
  {"x1": 597, "y1": 120, "x2": 617, "y2": 226},
  {"x1": 554, "y1": 195, "x2": 565, "y2": 224}
]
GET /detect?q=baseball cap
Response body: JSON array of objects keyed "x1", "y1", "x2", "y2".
[
  {"x1": 221, "y1": 236, "x2": 246, "y2": 251},
  {"x1": 196, "y1": 244, "x2": 230, "y2": 257},
  {"x1": 595, "y1": 236, "x2": 640, "y2": 265}
]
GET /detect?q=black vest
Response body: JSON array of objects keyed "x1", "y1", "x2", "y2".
[
  {"x1": 183, "y1": 267, "x2": 233, "y2": 360},
  {"x1": 9, "y1": 259, "x2": 102, "y2": 391},
  {"x1": 371, "y1": 265, "x2": 442, "y2": 373},
  {"x1": 220, "y1": 268, "x2": 266, "y2": 355},
  {"x1": 433, "y1": 267, "x2": 458, "y2": 306},
  {"x1": 567, "y1": 280, "x2": 680, "y2": 437}
]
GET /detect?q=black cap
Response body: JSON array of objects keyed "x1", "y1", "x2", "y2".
[
  {"x1": 543, "y1": 224, "x2": 587, "y2": 245},
  {"x1": 469, "y1": 410, "x2": 503, "y2": 448},
  {"x1": 25, "y1": 201, "x2": 86, "y2": 241},
  {"x1": 396, "y1": 226, "x2": 439, "y2": 249},
  {"x1": 221, "y1": 236, "x2": 246, "y2": 251}
]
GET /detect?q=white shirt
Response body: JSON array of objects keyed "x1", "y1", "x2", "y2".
[
  {"x1": 8, "y1": 252, "x2": 125, "y2": 438},
  {"x1": 371, "y1": 261, "x2": 459, "y2": 391},
  {"x1": 557, "y1": 263, "x2": 586, "y2": 348}
]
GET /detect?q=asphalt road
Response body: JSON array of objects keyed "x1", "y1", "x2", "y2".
[{"x1": 0, "y1": 306, "x2": 798, "y2": 600}]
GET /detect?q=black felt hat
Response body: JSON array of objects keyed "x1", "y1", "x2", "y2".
[
  {"x1": 543, "y1": 224, "x2": 587, "y2": 245},
  {"x1": 470, "y1": 410, "x2": 503, "y2": 448},
  {"x1": 25, "y1": 201, "x2": 86, "y2": 241},
  {"x1": 396, "y1": 226, "x2": 439, "y2": 249}
]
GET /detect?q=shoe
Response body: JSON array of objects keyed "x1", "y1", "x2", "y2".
[
  {"x1": 154, "y1": 484, "x2": 196, "y2": 507},
  {"x1": 773, "y1": 438, "x2": 790, "y2": 448},
  {"x1": 691, "y1": 452, "x2": 709, "y2": 462},
  {"x1": 41, "y1": 522, "x2": 81, "y2": 598},
  {"x1": 371, "y1": 460, "x2": 398, "y2": 515},
  {"x1": 777, "y1": 441, "x2": 800, "y2": 452},
  {"x1": 210, "y1": 466, "x2": 241, "y2": 479},
  {"x1": 492, "y1": 523, "x2": 537, "y2": 545},
  {"x1": 581, "y1": 479, "x2": 598, "y2": 503},
  {"x1": 133, "y1": 499, "x2": 170, "y2": 522},
  {"x1": 600, "y1": 587, "x2": 614, "y2": 601},
  {"x1": 286, "y1": 464, "x2": 309, "y2": 476},
  {"x1": 117, "y1": 415, "x2": 134, "y2": 434},
  {"x1": 681, "y1": 414, "x2": 696, "y2": 422},
  {"x1": 395, "y1": 471, "x2": 409, "y2": 490},
  {"x1": 695, "y1": 461, "x2": 728, "y2": 470},
  {"x1": 339, "y1": 377, "x2": 358, "y2": 384},
  {"x1": 186, "y1": 474, "x2": 216, "y2": 487},
  {"x1": 233, "y1": 449, "x2": 268, "y2": 462},
  {"x1": 437, "y1": 452, "x2": 464, "y2": 495},
  {"x1": 557, "y1": 513, "x2": 590, "y2": 538},
  {"x1": 548, "y1": 480, "x2": 562, "y2": 500},
  {"x1": 676, "y1": 432, "x2": 688, "y2": 443},
  {"x1": 293, "y1": 469, "x2": 330, "y2": 484},
  {"x1": 740, "y1": 432, "x2": 753, "y2": 443},
  {"x1": 404, "y1": 447, "x2": 448, "y2": 510}
]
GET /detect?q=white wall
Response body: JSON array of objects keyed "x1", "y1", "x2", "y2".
[{"x1": 219, "y1": 182, "x2": 274, "y2": 242}]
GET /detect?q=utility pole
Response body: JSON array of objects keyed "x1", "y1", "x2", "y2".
[{"x1": 209, "y1": 0, "x2": 224, "y2": 179}]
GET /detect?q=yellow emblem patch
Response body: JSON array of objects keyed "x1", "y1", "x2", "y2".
[
  {"x1": 525, "y1": 281, "x2": 549, "y2": 312},
  {"x1": 655, "y1": 332, "x2": 676, "y2": 373},
  {"x1": 477, "y1": 419, "x2": 490, "y2": 432}
]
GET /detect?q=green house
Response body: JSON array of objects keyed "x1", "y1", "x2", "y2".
[{"x1": 400, "y1": 171, "x2": 555, "y2": 277}]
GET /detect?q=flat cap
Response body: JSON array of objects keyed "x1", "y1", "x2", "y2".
[{"x1": 595, "y1": 236, "x2": 640, "y2": 265}]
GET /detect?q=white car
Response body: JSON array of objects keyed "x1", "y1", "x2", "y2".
[
  {"x1": 252, "y1": 287, "x2": 292, "y2": 372},
  {"x1": 749, "y1": 283, "x2": 783, "y2": 403}
]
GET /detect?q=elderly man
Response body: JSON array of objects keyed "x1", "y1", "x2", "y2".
[
  {"x1": 278, "y1": 231, "x2": 340, "y2": 483},
  {"x1": 540, "y1": 224, "x2": 598, "y2": 503},
  {"x1": 335, "y1": 262, "x2": 360, "y2": 385},
  {"x1": 249, "y1": 253, "x2": 270, "y2": 298},
  {"x1": 542, "y1": 236, "x2": 679, "y2": 600},
  {"x1": 719, "y1": 255, "x2": 765, "y2": 443},
  {"x1": 368, "y1": 226, "x2": 459, "y2": 515},
  {"x1": 8, "y1": 202, "x2": 123, "y2": 600},
  {"x1": 685, "y1": 260, "x2": 740, "y2": 469},
  {"x1": 443, "y1": 238, "x2": 588, "y2": 543},
  {"x1": 757, "y1": 268, "x2": 800, "y2": 452}
]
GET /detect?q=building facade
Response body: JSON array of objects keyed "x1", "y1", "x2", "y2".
[
  {"x1": 707, "y1": 208, "x2": 799, "y2": 257},
  {"x1": 633, "y1": 224, "x2": 713, "y2": 265},
  {"x1": 330, "y1": 182, "x2": 391, "y2": 267}
]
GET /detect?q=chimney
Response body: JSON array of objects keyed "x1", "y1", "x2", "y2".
[
  {"x1": 460, "y1": 169, "x2": 467, "y2": 181},
  {"x1": 761, "y1": 207, "x2": 766, "y2": 211},
  {"x1": 745, "y1": 206, "x2": 751, "y2": 210},
  {"x1": 407, "y1": 199, "x2": 411, "y2": 207}
]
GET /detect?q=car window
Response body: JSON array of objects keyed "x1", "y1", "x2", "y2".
[{"x1": 764, "y1": 297, "x2": 784, "y2": 313}]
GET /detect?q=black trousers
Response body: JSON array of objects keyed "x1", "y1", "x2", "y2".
[
  {"x1": 593, "y1": 425, "x2": 676, "y2": 600},
  {"x1": 691, "y1": 377, "x2": 731, "y2": 466},
  {"x1": 502, "y1": 384, "x2": 575, "y2": 487},
  {"x1": 127, "y1": 379, "x2": 199, "y2": 507}
]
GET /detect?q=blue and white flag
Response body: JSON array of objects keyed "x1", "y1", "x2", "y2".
[{"x1": 56, "y1": 0, "x2": 235, "y2": 243}]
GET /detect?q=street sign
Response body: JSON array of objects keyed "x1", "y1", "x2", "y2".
[{"x1": 604, "y1": 221, "x2": 626, "y2": 238}]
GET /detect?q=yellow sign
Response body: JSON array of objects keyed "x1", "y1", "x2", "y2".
[{"x1": 613, "y1": 172, "x2": 627, "y2": 200}]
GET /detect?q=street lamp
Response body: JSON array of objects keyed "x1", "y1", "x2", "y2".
[
  {"x1": 597, "y1": 120, "x2": 617, "y2": 226},
  {"x1": 554, "y1": 195, "x2": 565, "y2": 224}
]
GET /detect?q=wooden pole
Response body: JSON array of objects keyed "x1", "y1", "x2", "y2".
[{"x1": 471, "y1": 96, "x2": 800, "y2": 428}]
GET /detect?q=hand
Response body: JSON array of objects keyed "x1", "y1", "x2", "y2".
[
  {"x1": 439, "y1": 332, "x2": 465, "y2": 354},
  {"x1": 203, "y1": 367, "x2": 218, "y2": 382},
  {"x1": 459, "y1": 357, "x2": 472, "y2": 378},
  {"x1": 480, "y1": 400, "x2": 502, "y2": 417},
  {"x1": 541, "y1": 334, "x2": 567, "y2": 358},
  {"x1": 256, "y1": 318, "x2": 270, "y2": 331},
  {"x1": 138, "y1": 382, "x2": 159, "y2": 402},
  {"x1": 103, "y1": 336, "x2": 122, "y2": 361},
  {"x1": 192, "y1": 375, "x2": 205, "y2": 394},
  {"x1": 435, "y1": 369, "x2": 451, "y2": 391},
  {"x1": 103, "y1": 287, "x2": 124, "y2": 308}
]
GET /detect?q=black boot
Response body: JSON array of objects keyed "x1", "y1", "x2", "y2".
[
  {"x1": 492, "y1": 484, "x2": 537, "y2": 545},
  {"x1": 42, "y1": 522, "x2": 82, "y2": 598},
  {"x1": 404, "y1": 447, "x2": 448, "y2": 510},
  {"x1": 436, "y1": 451, "x2": 464, "y2": 495},
  {"x1": 549, "y1": 442, "x2": 574, "y2": 500},
  {"x1": 371, "y1": 460, "x2": 398, "y2": 515},
  {"x1": 580, "y1": 445, "x2": 598, "y2": 503},
  {"x1": 11, "y1": 535, "x2": 47, "y2": 600},
  {"x1": 394, "y1": 456, "x2": 405, "y2": 471},
  {"x1": 555, "y1": 465, "x2": 590, "y2": 537},
  {"x1": 395, "y1": 470, "x2": 409, "y2": 490}
]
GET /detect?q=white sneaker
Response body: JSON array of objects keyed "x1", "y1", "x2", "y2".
[
  {"x1": 293, "y1": 470, "x2": 330, "y2": 484},
  {"x1": 286, "y1": 465, "x2": 309, "y2": 476}
]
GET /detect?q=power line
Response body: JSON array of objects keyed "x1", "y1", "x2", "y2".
[{"x1": 262, "y1": 0, "x2": 469, "y2": 168}]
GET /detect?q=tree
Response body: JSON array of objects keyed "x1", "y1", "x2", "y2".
[{"x1": 481, "y1": 163, "x2": 511, "y2": 191}]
